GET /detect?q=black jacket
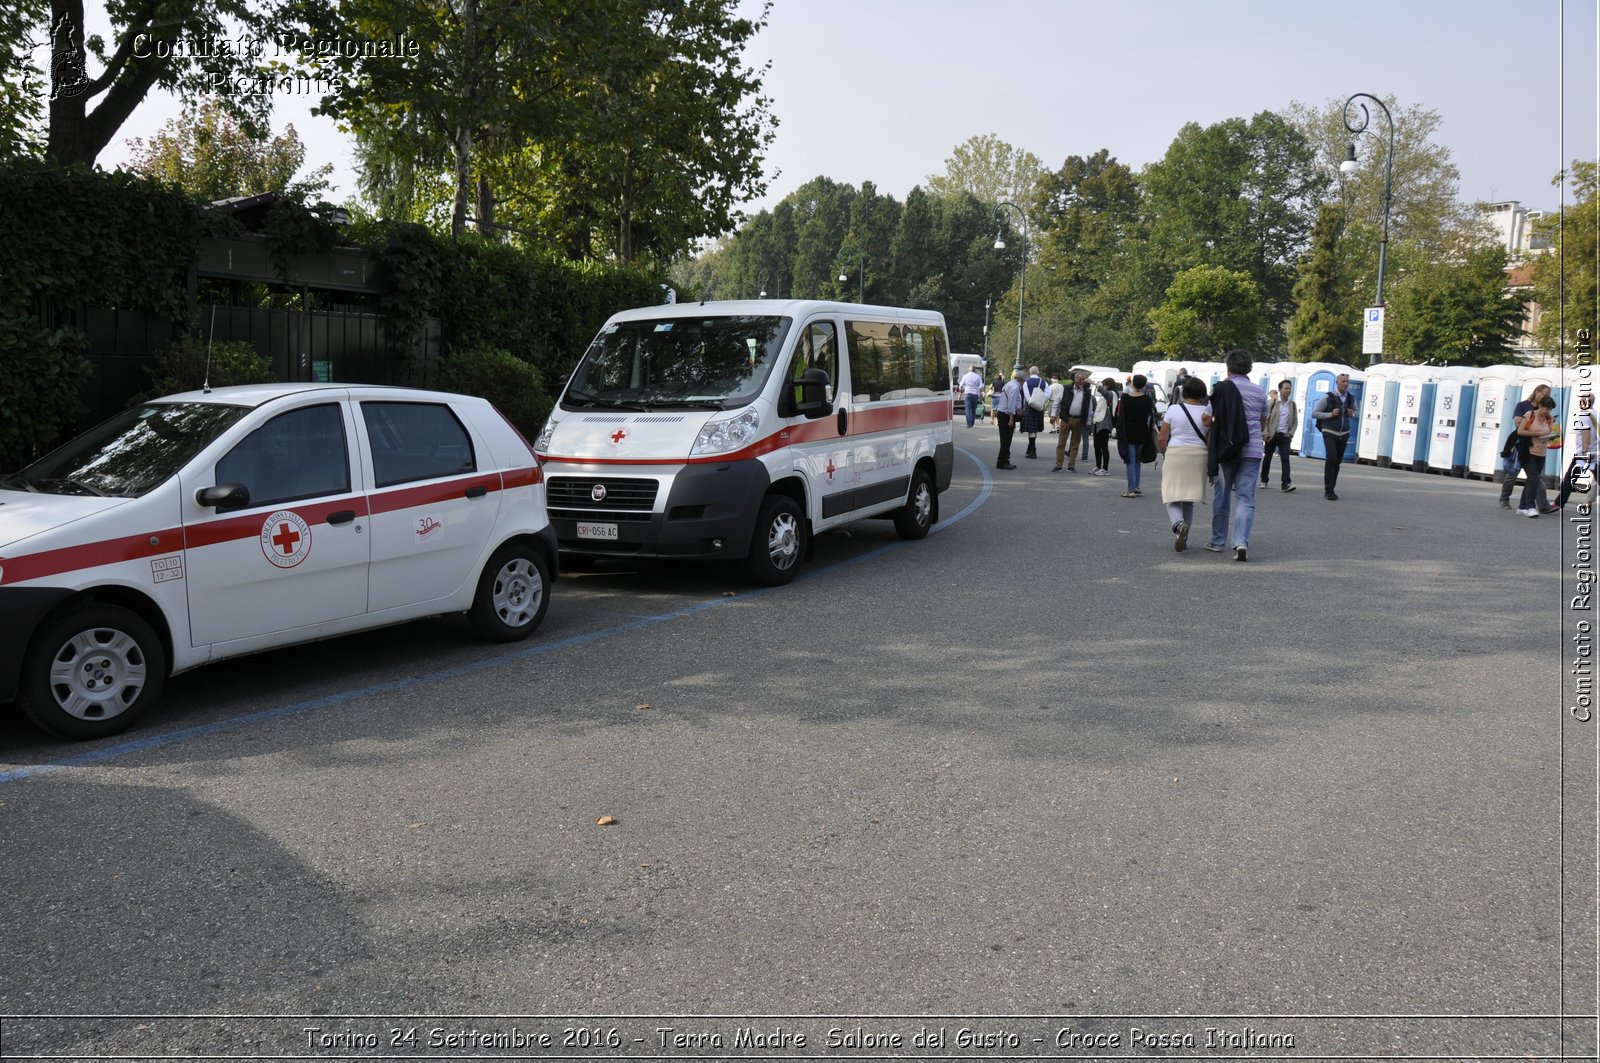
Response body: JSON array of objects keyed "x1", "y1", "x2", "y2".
[{"x1": 1207, "y1": 379, "x2": 1248, "y2": 477}]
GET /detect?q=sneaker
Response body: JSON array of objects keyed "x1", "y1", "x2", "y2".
[
  {"x1": 1052, "y1": 465, "x2": 1061, "y2": 471},
  {"x1": 1067, "y1": 465, "x2": 1076, "y2": 472},
  {"x1": 1260, "y1": 480, "x2": 1270, "y2": 487},
  {"x1": 1517, "y1": 508, "x2": 1539, "y2": 517},
  {"x1": 1174, "y1": 521, "x2": 1189, "y2": 552},
  {"x1": 1324, "y1": 491, "x2": 1338, "y2": 501},
  {"x1": 1282, "y1": 484, "x2": 1296, "y2": 493},
  {"x1": 1234, "y1": 547, "x2": 1247, "y2": 562},
  {"x1": 1204, "y1": 543, "x2": 1224, "y2": 553},
  {"x1": 1499, "y1": 498, "x2": 1512, "y2": 509},
  {"x1": 1541, "y1": 503, "x2": 1563, "y2": 514}
]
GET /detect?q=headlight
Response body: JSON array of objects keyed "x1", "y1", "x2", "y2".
[
  {"x1": 534, "y1": 418, "x2": 556, "y2": 453},
  {"x1": 690, "y1": 408, "x2": 761, "y2": 456}
]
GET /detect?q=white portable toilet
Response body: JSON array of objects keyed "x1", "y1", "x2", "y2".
[
  {"x1": 1358, "y1": 363, "x2": 1399, "y2": 465},
  {"x1": 1425, "y1": 366, "x2": 1479, "y2": 476},
  {"x1": 1389, "y1": 364, "x2": 1439, "y2": 470},
  {"x1": 1466, "y1": 364, "x2": 1521, "y2": 479}
]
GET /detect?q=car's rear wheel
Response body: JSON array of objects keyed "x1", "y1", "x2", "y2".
[
  {"x1": 470, "y1": 543, "x2": 550, "y2": 641},
  {"x1": 20, "y1": 604, "x2": 166, "y2": 740},
  {"x1": 745, "y1": 494, "x2": 805, "y2": 586}
]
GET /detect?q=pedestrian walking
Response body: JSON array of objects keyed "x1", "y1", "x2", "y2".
[
  {"x1": 958, "y1": 365, "x2": 986, "y2": 428},
  {"x1": 1158, "y1": 375, "x2": 1212, "y2": 552},
  {"x1": 1204, "y1": 349, "x2": 1270, "y2": 561},
  {"x1": 1312, "y1": 372, "x2": 1359, "y2": 500},
  {"x1": 1047, "y1": 374, "x2": 1064, "y2": 433},
  {"x1": 1053, "y1": 371, "x2": 1093, "y2": 472},
  {"x1": 1260, "y1": 379, "x2": 1298, "y2": 492},
  {"x1": 1090, "y1": 377, "x2": 1117, "y2": 476},
  {"x1": 1020, "y1": 366, "x2": 1048, "y2": 458},
  {"x1": 1515, "y1": 396, "x2": 1559, "y2": 517},
  {"x1": 1115, "y1": 374, "x2": 1158, "y2": 497},
  {"x1": 994, "y1": 369, "x2": 1024, "y2": 469},
  {"x1": 1499, "y1": 384, "x2": 1553, "y2": 509}
]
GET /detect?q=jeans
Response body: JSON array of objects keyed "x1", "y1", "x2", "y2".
[
  {"x1": 1125, "y1": 443, "x2": 1144, "y2": 491},
  {"x1": 1500, "y1": 449, "x2": 1550, "y2": 507},
  {"x1": 963, "y1": 393, "x2": 979, "y2": 427},
  {"x1": 1519, "y1": 453, "x2": 1548, "y2": 510},
  {"x1": 1260, "y1": 434, "x2": 1292, "y2": 486},
  {"x1": 1322, "y1": 430, "x2": 1350, "y2": 493},
  {"x1": 1210, "y1": 457, "x2": 1262, "y2": 550}
]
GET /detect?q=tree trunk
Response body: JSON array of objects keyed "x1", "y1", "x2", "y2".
[
  {"x1": 47, "y1": 0, "x2": 167, "y2": 165},
  {"x1": 450, "y1": 126, "x2": 472, "y2": 239},
  {"x1": 449, "y1": 0, "x2": 477, "y2": 239},
  {"x1": 475, "y1": 173, "x2": 495, "y2": 238}
]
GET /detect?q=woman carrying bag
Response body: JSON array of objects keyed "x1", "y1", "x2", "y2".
[
  {"x1": 1115, "y1": 374, "x2": 1158, "y2": 497},
  {"x1": 1157, "y1": 376, "x2": 1212, "y2": 551},
  {"x1": 1515, "y1": 396, "x2": 1559, "y2": 518}
]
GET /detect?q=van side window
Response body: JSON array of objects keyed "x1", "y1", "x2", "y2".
[
  {"x1": 787, "y1": 322, "x2": 838, "y2": 404},
  {"x1": 846, "y1": 321, "x2": 948, "y2": 401},
  {"x1": 216, "y1": 403, "x2": 350, "y2": 506}
]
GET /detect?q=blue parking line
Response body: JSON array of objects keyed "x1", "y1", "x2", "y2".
[{"x1": 0, "y1": 449, "x2": 993, "y2": 784}]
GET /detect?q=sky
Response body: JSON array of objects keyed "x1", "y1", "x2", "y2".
[{"x1": 98, "y1": 0, "x2": 1598, "y2": 221}]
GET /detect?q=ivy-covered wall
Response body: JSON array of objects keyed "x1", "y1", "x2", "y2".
[{"x1": 0, "y1": 158, "x2": 666, "y2": 470}]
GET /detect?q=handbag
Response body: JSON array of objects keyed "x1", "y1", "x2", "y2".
[
  {"x1": 1026, "y1": 383, "x2": 1048, "y2": 411},
  {"x1": 1547, "y1": 426, "x2": 1564, "y2": 450}
]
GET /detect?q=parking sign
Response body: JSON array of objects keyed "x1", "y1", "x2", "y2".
[{"x1": 1362, "y1": 306, "x2": 1385, "y2": 356}]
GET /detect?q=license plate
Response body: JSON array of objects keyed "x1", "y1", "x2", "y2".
[{"x1": 577, "y1": 522, "x2": 618, "y2": 541}]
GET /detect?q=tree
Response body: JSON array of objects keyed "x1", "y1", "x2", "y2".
[
  {"x1": 43, "y1": 0, "x2": 280, "y2": 165},
  {"x1": 0, "y1": 0, "x2": 48, "y2": 156},
  {"x1": 1529, "y1": 161, "x2": 1599, "y2": 363},
  {"x1": 1147, "y1": 266, "x2": 1264, "y2": 358},
  {"x1": 125, "y1": 99, "x2": 331, "y2": 200},
  {"x1": 925, "y1": 133, "x2": 1043, "y2": 209},
  {"x1": 1384, "y1": 232, "x2": 1526, "y2": 365},
  {"x1": 1139, "y1": 113, "x2": 1326, "y2": 351},
  {"x1": 1287, "y1": 203, "x2": 1359, "y2": 362}
]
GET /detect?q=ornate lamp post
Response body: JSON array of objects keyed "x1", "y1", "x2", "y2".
[
  {"x1": 1341, "y1": 92, "x2": 1396, "y2": 364},
  {"x1": 993, "y1": 202, "x2": 1029, "y2": 372},
  {"x1": 982, "y1": 297, "x2": 992, "y2": 365},
  {"x1": 837, "y1": 250, "x2": 864, "y2": 303}
]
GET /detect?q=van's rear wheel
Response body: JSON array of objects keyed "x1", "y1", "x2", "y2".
[
  {"x1": 893, "y1": 467, "x2": 936, "y2": 540},
  {"x1": 746, "y1": 494, "x2": 805, "y2": 586},
  {"x1": 20, "y1": 604, "x2": 166, "y2": 740}
]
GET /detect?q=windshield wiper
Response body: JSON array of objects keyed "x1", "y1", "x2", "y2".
[
  {"x1": 645, "y1": 400, "x2": 727, "y2": 410},
  {"x1": 0, "y1": 473, "x2": 37, "y2": 492},
  {"x1": 566, "y1": 392, "x2": 649, "y2": 412},
  {"x1": 30, "y1": 477, "x2": 108, "y2": 497}
]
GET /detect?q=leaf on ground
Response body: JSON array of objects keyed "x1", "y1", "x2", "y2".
[
  {"x1": 636, "y1": 703, "x2": 652, "y2": 711},
  {"x1": 597, "y1": 815, "x2": 619, "y2": 827}
]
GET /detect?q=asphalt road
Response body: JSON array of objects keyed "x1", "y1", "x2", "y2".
[{"x1": 0, "y1": 418, "x2": 1593, "y2": 1061}]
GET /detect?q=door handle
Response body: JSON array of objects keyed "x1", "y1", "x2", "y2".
[
  {"x1": 465, "y1": 485, "x2": 488, "y2": 499},
  {"x1": 327, "y1": 509, "x2": 356, "y2": 525},
  {"x1": 837, "y1": 408, "x2": 848, "y2": 436}
]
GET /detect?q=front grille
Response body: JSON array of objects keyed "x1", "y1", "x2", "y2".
[
  {"x1": 547, "y1": 476, "x2": 659, "y2": 511},
  {"x1": 550, "y1": 507, "x2": 653, "y2": 524}
]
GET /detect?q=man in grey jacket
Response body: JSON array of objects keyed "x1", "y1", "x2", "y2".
[
  {"x1": 1313, "y1": 373, "x2": 1359, "y2": 500},
  {"x1": 1260, "y1": 379, "x2": 1298, "y2": 492}
]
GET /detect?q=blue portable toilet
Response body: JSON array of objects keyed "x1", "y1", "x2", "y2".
[
  {"x1": 1358, "y1": 363, "x2": 1399, "y2": 466},
  {"x1": 1425, "y1": 366, "x2": 1479, "y2": 476},
  {"x1": 1466, "y1": 364, "x2": 1521, "y2": 479},
  {"x1": 1302, "y1": 366, "x2": 1366, "y2": 462},
  {"x1": 1389, "y1": 365, "x2": 1438, "y2": 471}
]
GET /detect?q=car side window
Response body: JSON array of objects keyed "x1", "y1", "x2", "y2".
[
  {"x1": 215, "y1": 404, "x2": 351, "y2": 506},
  {"x1": 361, "y1": 402, "x2": 477, "y2": 488}
]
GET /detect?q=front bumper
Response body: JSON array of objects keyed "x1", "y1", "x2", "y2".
[{"x1": 548, "y1": 460, "x2": 773, "y2": 560}]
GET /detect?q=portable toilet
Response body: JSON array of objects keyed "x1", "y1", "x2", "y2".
[
  {"x1": 1389, "y1": 365, "x2": 1439, "y2": 471},
  {"x1": 1425, "y1": 366, "x2": 1479, "y2": 476},
  {"x1": 1358, "y1": 363, "x2": 1399, "y2": 465},
  {"x1": 1466, "y1": 364, "x2": 1521, "y2": 479},
  {"x1": 1302, "y1": 366, "x2": 1367, "y2": 462}
]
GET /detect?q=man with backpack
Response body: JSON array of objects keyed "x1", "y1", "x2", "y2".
[{"x1": 1312, "y1": 373, "x2": 1359, "y2": 501}]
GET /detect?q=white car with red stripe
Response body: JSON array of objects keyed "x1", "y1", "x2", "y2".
[
  {"x1": 535, "y1": 300, "x2": 955, "y2": 584},
  {"x1": 0, "y1": 384, "x2": 556, "y2": 740}
]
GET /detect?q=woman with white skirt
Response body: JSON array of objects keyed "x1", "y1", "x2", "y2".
[{"x1": 1157, "y1": 376, "x2": 1212, "y2": 552}]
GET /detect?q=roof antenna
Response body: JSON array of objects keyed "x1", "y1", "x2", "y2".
[{"x1": 202, "y1": 303, "x2": 216, "y2": 394}]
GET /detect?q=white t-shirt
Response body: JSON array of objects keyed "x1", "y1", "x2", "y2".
[{"x1": 1163, "y1": 402, "x2": 1210, "y2": 448}]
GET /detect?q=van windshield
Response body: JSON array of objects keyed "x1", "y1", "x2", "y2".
[{"x1": 564, "y1": 315, "x2": 792, "y2": 410}]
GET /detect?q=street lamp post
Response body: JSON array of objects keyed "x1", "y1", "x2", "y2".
[
  {"x1": 837, "y1": 251, "x2": 864, "y2": 303},
  {"x1": 1341, "y1": 92, "x2": 1395, "y2": 365},
  {"x1": 756, "y1": 268, "x2": 769, "y2": 299},
  {"x1": 994, "y1": 202, "x2": 1029, "y2": 372},
  {"x1": 982, "y1": 297, "x2": 992, "y2": 366}
]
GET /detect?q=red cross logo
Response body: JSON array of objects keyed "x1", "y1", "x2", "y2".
[
  {"x1": 825, "y1": 459, "x2": 836, "y2": 482},
  {"x1": 610, "y1": 428, "x2": 628, "y2": 445},
  {"x1": 272, "y1": 522, "x2": 300, "y2": 555}
]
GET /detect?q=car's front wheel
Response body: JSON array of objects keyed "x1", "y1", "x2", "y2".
[
  {"x1": 470, "y1": 543, "x2": 551, "y2": 641},
  {"x1": 20, "y1": 604, "x2": 167, "y2": 740}
]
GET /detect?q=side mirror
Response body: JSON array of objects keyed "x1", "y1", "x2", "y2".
[
  {"x1": 197, "y1": 482, "x2": 250, "y2": 510},
  {"x1": 793, "y1": 368, "x2": 832, "y2": 418}
]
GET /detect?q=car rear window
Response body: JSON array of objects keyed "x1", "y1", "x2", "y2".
[{"x1": 361, "y1": 402, "x2": 477, "y2": 488}]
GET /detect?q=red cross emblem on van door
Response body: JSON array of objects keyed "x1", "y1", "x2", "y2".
[
  {"x1": 272, "y1": 523, "x2": 300, "y2": 555},
  {"x1": 825, "y1": 458, "x2": 836, "y2": 483},
  {"x1": 609, "y1": 428, "x2": 628, "y2": 446}
]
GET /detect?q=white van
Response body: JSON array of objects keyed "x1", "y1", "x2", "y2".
[
  {"x1": 534, "y1": 300, "x2": 956, "y2": 585},
  {"x1": 949, "y1": 352, "x2": 986, "y2": 413}
]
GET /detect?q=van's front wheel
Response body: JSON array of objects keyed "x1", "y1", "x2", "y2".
[
  {"x1": 894, "y1": 467, "x2": 936, "y2": 540},
  {"x1": 746, "y1": 495, "x2": 805, "y2": 586}
]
